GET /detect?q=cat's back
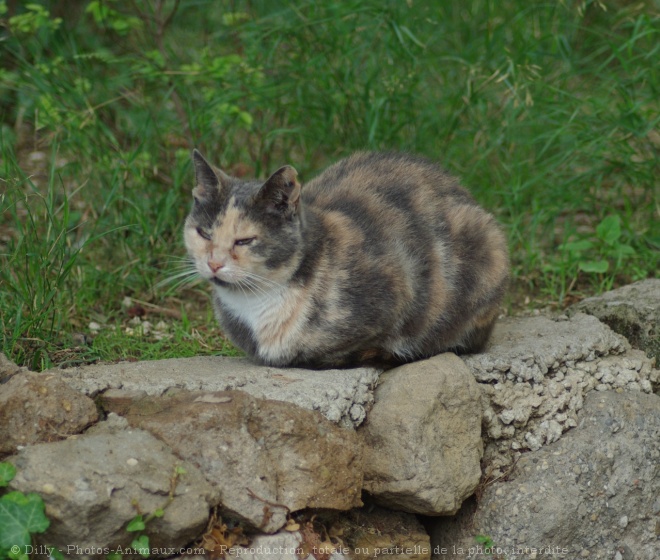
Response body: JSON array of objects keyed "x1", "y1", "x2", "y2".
[
  {"x1": 303, "y1": 151, "x2": 474, "y2": 211},
  {"x1": 300, "y1": 151, "x2": 498, "y2": 263}
]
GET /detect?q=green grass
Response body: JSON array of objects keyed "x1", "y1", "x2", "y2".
[{"x1": 1, "y1": 0, "x2": 658, "y2": 369}]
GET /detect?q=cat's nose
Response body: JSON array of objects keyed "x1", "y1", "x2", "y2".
[{"x1": 207, "y1": 259, "x2": 225, "y2": 273}]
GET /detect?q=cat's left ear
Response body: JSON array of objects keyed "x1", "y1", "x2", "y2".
[
  {"x1": 256, "y1": 165, "x2": 301, "y2": 217},
  {"x1": 192, "y1": 149, "x2": 231, "y2": 201}
]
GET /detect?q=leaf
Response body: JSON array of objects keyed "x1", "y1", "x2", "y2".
[
  {"x1": 126, "y1": 515, "x2": 146, "y2": 532},
  {"x1": 474, "y1": 534, "x2": 494, "y2": 548},
  {"x1": 596, "y1": 215, "x2": 621, "y2": 245},
  {"x1": 284, "y1": 517, "x2": 301, "y2": 532},
  {"x1": 8, "y1": 549, "x2": 30, "y2": 560},
  {"x1": 614, "y1": 243, "x2": 635, "y2": 256},
  {"x1": 131, "y1": 535, "x2": 150, "y2": 558},
  {"x1": 222, "y1": 12, "x2": 249, "y2": 26},
  {"x1": 560, "y1": 239, "x2": 593, "y2": 253},
  {"x1": 0, "y1": 463, "x2": 17, "y2": 487},
  {"x1": 579, "y1": 260, "x2": 609, "y2": 273},
  {"x1": 152, "y1": 508, "x2": 164, "y2": 518},
  {"x1": 0, "y1": 492, "x2": 50, "y2": 549},
  {"x1": 400, "y1": 25, "x2": 427, "y2": 49}
]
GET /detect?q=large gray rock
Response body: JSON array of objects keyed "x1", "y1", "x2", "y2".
[
  {"x1": 463, "y1": 313, "x2": 658, "y2": 470},
  {"x1": 430, "y1": 390, "x2": 660, "y2": 560},
  {"x1": 0, "y1": 352, "x2": 22, "y2": 383},
  {"x1": 7, "y1": 429, "x2": 216, "y2": 557},
  {"x1": 55, "y1": 356, "x2": 380, "y2": 428},
  {"x1": 0, "y1": 371, "x2": 98, "y2": 455},
  {"x1": 571, "y1": 278, "x2": 660, "y2": 364},
  {"x1": 360, "y1": 354, "x2": 483, "y2": 515},
  {"x1": 112, "y1": 390, "x2": 363, "y2": 533}
]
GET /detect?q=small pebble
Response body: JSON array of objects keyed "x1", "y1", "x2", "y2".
[
  {"x1": 28, "y1": 151, "x2": 47, "y2": 162},
  {"x1": 70, "y1": 332, "x2": 87, "y2": 346}
]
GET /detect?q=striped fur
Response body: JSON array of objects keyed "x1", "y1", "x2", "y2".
[{"x1": 184, "y1": 150, "x2": 509, "y2": 368}]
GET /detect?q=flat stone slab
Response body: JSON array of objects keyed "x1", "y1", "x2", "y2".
[
  {"x1": 464, "y1": 312, "x2": 630, "y2": 384},
  {"x1": 111, "y1": 389, "x2": 364, "y2": 532},
  {"x1": 462, "y1": 313, "x2": 658, "y2": 468},
  {"x1": 570, "y1": 278, "x2": 659, "y2": 363},
  {"x1": 54, "y1": 357, "x2": 381, "y2": 428}
]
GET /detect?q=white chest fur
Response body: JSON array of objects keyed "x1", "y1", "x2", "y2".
[{"x1": 214, "y1": 284, "x2": 305, "y2": 363}]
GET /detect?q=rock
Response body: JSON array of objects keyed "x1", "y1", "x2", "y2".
[
  {"x1": 225, "y1": 531, "x2": 347, "y2": 559},
  {"x1": 0, "y1": 371, "x2": 98, "y2": 456},
  {"x1": 429, "y1": 390, "x2": 660, "y2": 560},
  {"x1": 86, "y1": 411, "x2": 130, "y2": 434},
  {"x1": 110, "y1": 390, "x2": 363, "y2": 533},
  {"x1": 0, "y1": 352, "x2": 22, "y2": 383},
  {"x1": 55, "y1": 356, "x2": 381, "y2": 428},
  {"x1": 360, "y1": 354, "x2": 483, "y2": 515},
  {"x1": 7, "y1": 429, "x2": 216, "y2": 557},
  {"x1": 339, "y1": 505, "x2": 432, "y2": 560},
  {"x1": 99, "y1": 388, "x2": 148, "y2": 416},
  {"x1": 571, "y1": 278, "x2": 660, "y2": 364},
  {"x1": 466, "y1": 313, "x2": 629, "y2": 384},
  {"x1": 463, "y1": 313, "x2": 658, "y2": 470}
]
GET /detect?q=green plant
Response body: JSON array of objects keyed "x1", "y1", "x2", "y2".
[
  {"x1": 0, "y1": 462, "x2": 51, "y2": 560},
  {"x1": 565, "y1": 215, "x2": 634, "y2": 273},
  {"x1": 7, "y1": 3, "x2": 61, "y2": 35},
  {"x1": 474, "y1": 534, "x2": 495, "y2": 556},
  {"x1": 559, "y1": 214, "x2": 642, "y2": 296},
  {"x1": 108, "y1": 465, "x2": 187, "y2": 559},
  {"x1": 0, "y1": 146, "x2": 116, "y2": 370},
  {"x1": 122, "y1": 513, "x2": 162, "y2": 559}
]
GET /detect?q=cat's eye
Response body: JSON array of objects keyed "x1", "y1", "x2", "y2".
[
  {"x1": 196, "y1": 227, "x2": 212, "y2": 240},
  {"x1": 234, "y1": 237, "x2": 256, "y2": 247}
]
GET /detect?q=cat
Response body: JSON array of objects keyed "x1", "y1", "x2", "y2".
[{"x1": 184, "y1": 150, "x2": 509, "y2": 369}]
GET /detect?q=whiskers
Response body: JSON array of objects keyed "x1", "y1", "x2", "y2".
[
  {"x1": 158, "y1": 254, "x2": 287, "y2": 303},
  {"x1": 156, "y1": 256, "x2": 202, "y2": 292},
  {"x1": 234, "y1": 270, "x2": 286, "y2": 300}
]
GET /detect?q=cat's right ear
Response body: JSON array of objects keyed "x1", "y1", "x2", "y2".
[{"x1": 192, "y1": 149, "x2": 230, "y2": 201}]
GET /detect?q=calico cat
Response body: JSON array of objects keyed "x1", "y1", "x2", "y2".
[{"x1": 184, "y1": 150, "x2": 509, "y2": 368}]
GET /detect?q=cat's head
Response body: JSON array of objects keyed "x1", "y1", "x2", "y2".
[{"x1": 184, "y1": 150, "x2": 303, "y2": 290}]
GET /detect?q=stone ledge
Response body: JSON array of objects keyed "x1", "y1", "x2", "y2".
[{"x1": 54, "y1": 356, "x2": 381, "y2": 429}]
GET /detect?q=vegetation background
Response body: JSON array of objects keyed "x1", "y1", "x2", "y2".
[{"x1": 1, "y1": 0, "x2": 658, "y2": 370}]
